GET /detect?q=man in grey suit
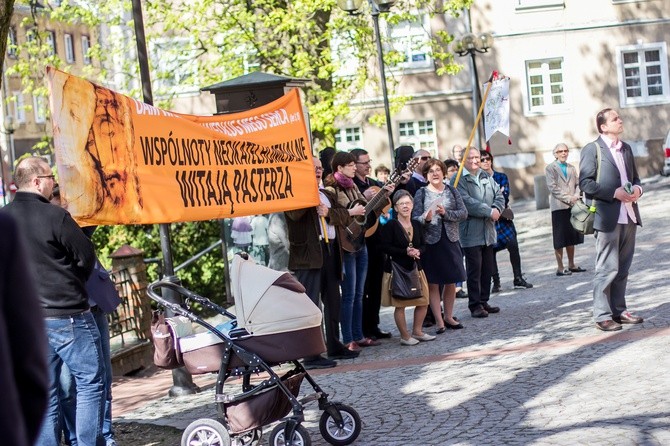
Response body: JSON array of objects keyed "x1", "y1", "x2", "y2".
[{"x1": 579, "y1": 108, "x2": 643, "y2": 332}]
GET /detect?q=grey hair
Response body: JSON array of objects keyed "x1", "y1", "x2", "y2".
[{"x1": 553, "y1": 143, "x2": 569, "y2": 156}]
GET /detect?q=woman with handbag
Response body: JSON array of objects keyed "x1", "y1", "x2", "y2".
[
  {"x1": 412, "y1": 159, "x2": 468, "y2": 334},
  {"x1": 380, "y1": 190, "x2": 435, "y2": 346},
  {"x1": 545, "y1": 143, "x2": 585, "y2": 276}
]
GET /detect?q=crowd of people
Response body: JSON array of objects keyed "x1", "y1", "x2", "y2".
[
  {"x1": 282, "y1": 108, "x2": 644, "y2": 369},
  {"x1": 0, "y1": 108, "x2": 645, "y2": 443},
  {"x1": 279, "y1": 142, "x2": 542, "y2": 370}
]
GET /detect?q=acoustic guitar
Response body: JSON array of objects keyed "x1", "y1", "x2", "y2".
[{"x1": 340, "y1": 158, "x2": 418, "y2": 253}]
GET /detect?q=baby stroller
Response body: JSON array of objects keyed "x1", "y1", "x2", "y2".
[{"x1": 147, "y1": 253, "x2": 361, "y2": 446}]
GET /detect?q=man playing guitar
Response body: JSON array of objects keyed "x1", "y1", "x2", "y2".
[{"x1": 350, "y1": 149, "x2": 393, "y2": 341}]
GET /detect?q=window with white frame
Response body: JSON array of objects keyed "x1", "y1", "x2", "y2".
[
  {"x1": 398, "y1": 120, "x2": 437, "y2": 156},
  {"x1": 335, "y1": 127, "x2": 362, "y2": 151},
  {"x1": 64, "y1": 33, "x2": 74, "y2": 63},
  {"x1": 81, "y1": 35, "x2": 91, "y2": 64},
  {"x1": 46, "y1": 30, "x2": 56, "y2": 56},
  {"x1": 515, "y1": 0, "x2": 564, "y2": 10},
  {"x1": 387, "y1": 13, "x2": 432, "y2": 70},
  {"x1": 33, "y1": 95, "x2": 47, "y2": 124},
  {"x1": 12, "y1": 92, "x2": 26, "y2": 124},
  {"x1": 7, "y1": 27, "x2": 17, "y2": 58},
  {"x1": 150, "y1": 37, "x2": 199, "y2": 95},
  {"x1": 616, "y1": 42, "x2": 670, "y2": 107},
  {"x1": 525, "y1": 58, "x2": 566, "y2": 113}
]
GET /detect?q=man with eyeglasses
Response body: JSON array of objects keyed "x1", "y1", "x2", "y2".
[
  {"x1": 2, "y1": 156, "x2": 104, "y2": 445},
  {"x1": 349, "y1": 148, "x2": 394, "y2": 341},
  {"x1": 454, "y1": 147, "x2": 505, "y2": 318},
  {"x1": 402, "y1": 149, "x2": 431, "y2": 196}
]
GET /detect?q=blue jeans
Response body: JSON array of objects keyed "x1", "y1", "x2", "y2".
[
  {"x1": 39, "y1": 311, "x2": 104, "y2": 446},
  {"x1": 60, "y1": 307, "x2": 115, "y2": 445},
  {"x1": 340, "y1": 247, "x2": 368, "y2": 344}
]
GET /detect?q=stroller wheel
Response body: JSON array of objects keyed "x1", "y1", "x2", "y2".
[
  {"x1": 182, "y1": 418, "x2": 231, "y2": 446},
  {"x1": 319, "y1": 403, "x2": 361, "y2": 445},
  {"x1": 268, "y1": 422, "x2": 311, "y2": 446}
]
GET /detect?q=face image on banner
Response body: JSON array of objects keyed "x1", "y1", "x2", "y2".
[{"x1": 46, "y1": 67, "x2": 319, "y2": 226}]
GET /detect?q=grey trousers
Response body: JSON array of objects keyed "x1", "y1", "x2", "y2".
[{"x1": 592, "y1": 223, "x2": 637, "y2": 322}]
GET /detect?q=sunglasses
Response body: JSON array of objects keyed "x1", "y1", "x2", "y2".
[
  {"x1": 480, "y1": 158, "x2": 491, "y2": 162},
  {"x1": 419, "y1": 156, "x2": 430, "y2": 161},
  {"x1": 37, "y1": 174, "x2": 56, "y2": 180}
]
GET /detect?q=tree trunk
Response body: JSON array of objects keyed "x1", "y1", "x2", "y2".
[{"x1": 0, "y1": 0, "x2": 16, "y2": 91}]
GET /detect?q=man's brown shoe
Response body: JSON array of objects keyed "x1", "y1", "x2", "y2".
[
  {"x1": 613, "y1": 311, "x2": 643, "y2": 324},
  {"x1": 471, "y1": 307, "x2": 489, "y2": 318},
  {"x1": 595, "y1": 320, "x2": 622, "y2": 331}
]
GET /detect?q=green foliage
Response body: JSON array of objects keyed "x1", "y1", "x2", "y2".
[
  {"x1": 93, "y1": 220, "x2": 228, "y2": 304},
  {"x1": 6, "y1": 0, "x2": 474, "y2": 307}
]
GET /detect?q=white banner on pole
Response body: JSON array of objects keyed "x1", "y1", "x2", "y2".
[{"x1": 484, "y1": 77, "x2": 510, "y2": 143}]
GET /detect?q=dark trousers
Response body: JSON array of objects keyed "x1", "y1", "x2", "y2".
[
  {"x1": 294, "y1": 242, "x2": 343, "y2": 355},
  {"x1": 493, "y1": 237, "x2": 522, "y2": 281},
  {"x1": 362, "y1": 233, "x2": 384, "y2": 335},
  {"x1": 464, "y1": 244, "x2": 495, "y2": 312}
]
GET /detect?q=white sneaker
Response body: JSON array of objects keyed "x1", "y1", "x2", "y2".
[
  {"x1": 412, "y1": 333, "x2": 436, "y2": 342},
  {"x1": 400, "y1": 337, "x2": 420, "y2": 346}
]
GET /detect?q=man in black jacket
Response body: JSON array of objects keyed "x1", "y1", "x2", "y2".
[
  {"x1": 2, "y1": 156, "x2": 104, "y2": 446},
  {"x1": 285, "y1": 157, "x2": 359, "y2": 368}
]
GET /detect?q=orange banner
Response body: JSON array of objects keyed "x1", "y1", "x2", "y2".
[{"x1": 46, "y1": 67, "x2": 318, "y2": 226}]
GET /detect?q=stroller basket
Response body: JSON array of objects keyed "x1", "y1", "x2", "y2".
[{"x1": 224, "y1": 372, "x2": 305, "y2": 434}]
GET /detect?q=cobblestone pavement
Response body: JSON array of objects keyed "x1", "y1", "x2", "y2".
[{"x1": 114, "y1": 175, "x2": 670, "y2": 445}]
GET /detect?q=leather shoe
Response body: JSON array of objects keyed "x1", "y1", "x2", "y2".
[
  {"x1": 328, "y1": 348, "x2": 360, "y2": 360},
  {"x1": 482, "y1": 304, "x2": 500, "y2": 314},
  {"x1": 471, "y1": 307, "x2": 489, "y2": 318},
  {"x1": 595, "y1": 320, "x2": 622, "y2": 331},
  {"x1": 613, "y1": 311, "x2": 643, "y2": 324}
]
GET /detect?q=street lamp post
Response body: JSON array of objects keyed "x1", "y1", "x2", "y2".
[
  {"x1": 337, "y1": 0, "x2": 396, "y2": 168},
  {"x1": 452, "y1": 31, "x2": 493, "y2": 149},
  {"x1": 0, "y1": 116, "x2": 16, "y2": 205}
]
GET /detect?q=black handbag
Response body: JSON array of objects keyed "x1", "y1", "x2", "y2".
[{"x1": 390, "y1": 259, "x2": 423, "y2": 300}]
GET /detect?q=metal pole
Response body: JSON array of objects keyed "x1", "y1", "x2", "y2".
[
  {"x1": 370, "y1": 4, "x2": 395, "y2": 168},
  {"x1": 470, "y1": 52, "x2": 483, "y2": 149},
  {"x1": 130, "y1": 0, "x2": 197, "y2": 396}
]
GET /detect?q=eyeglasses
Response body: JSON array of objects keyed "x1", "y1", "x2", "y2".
[
  {"x1": 37, "y1": 174, "x2": 55, "y2": 180},
  {"x1": 555, "y1": 150, "x2": 568, "y2": 154},
  {"x1": 395, "y1": 201, "x2": 412, "y2": 207},
  {"x1": 427, "y1": 168, "x2": 443, "y2": 175},
  {"x1": 356, "y1": 160, "x2": 371, "y2": 165},
  {"x1": 315, "y1": 167, "x2": 324, "y2": 172}
]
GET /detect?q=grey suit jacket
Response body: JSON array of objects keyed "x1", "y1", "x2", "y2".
[
  {"x1": 545, "y1": 160, "x2": 579, "y2": 211},
  {"x1": 578, "y1": 137, "x2": 642, "y2": 232}
]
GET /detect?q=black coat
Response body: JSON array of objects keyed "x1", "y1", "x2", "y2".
[
  {"x1": 0, "y1": 213, "x2": 48, "y2": 446},
  {"x1": 2, "y1": 192, "x2": 96, "y2": 316},
  {"x1": 379, "y1": 219, "x2": 425, "y2": 272}
]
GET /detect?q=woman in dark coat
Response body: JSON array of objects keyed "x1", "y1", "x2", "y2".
[{"x1": 380, "y1": 190, "x2": 435, "y2": 345}]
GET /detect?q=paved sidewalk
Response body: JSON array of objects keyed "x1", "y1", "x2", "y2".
[{"x1": 113, "y1": 176, "x2": 670, "y2": 445}]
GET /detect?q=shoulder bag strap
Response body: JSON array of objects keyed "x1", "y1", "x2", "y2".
[{"x1": 587, "y1": 141, "x2": 602, "y2": 211}]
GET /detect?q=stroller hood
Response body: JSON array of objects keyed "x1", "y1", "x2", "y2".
[{"x1": 231, "y1": 254, "x2": 322, "y2": 336}]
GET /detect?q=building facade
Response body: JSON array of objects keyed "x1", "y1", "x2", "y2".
[
  {"x1": 1, "y1": 3, "x2": 99, "y2": 202},
  {"x1": 331, "y1": 0, "x2": 669, "y2": 197}
]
